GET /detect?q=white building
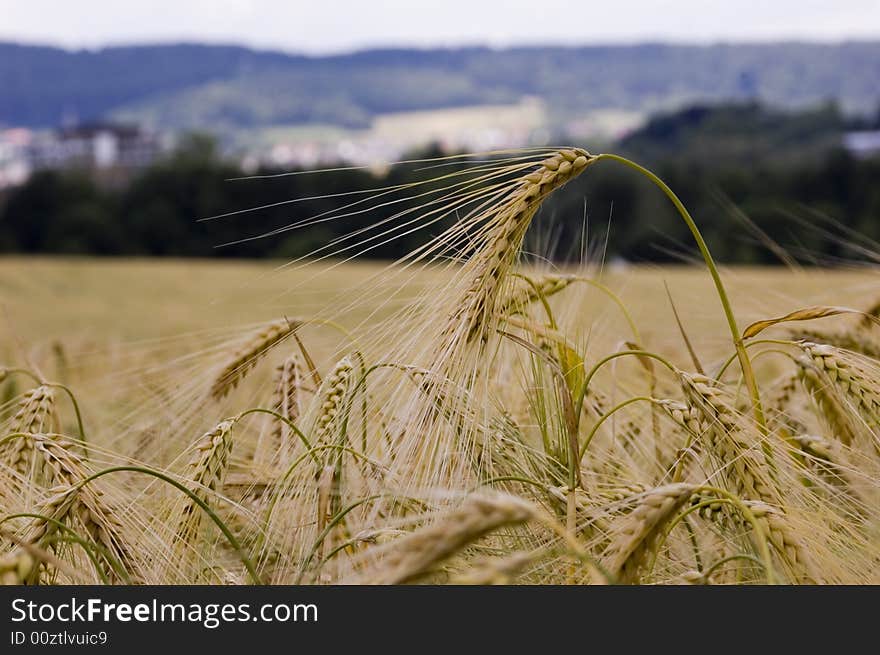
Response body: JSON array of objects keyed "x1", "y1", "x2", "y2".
[
  {"x1": 843, "y1": 130, "x2": 880, "y2": 159},
  {"x1": 29, "y1": 122, "x2": 164, "y2": 172},
  {"x1": 0, "y1": 128, "x2": 33, "y2": 189}
]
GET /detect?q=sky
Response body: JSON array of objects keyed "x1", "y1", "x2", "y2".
[{"x1": 1, "y1": 0, "x2": 879, "y2": 54}]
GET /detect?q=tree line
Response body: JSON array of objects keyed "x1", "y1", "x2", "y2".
[{"x1": 2, "y1": 105, "x2": 879, "y2": 265}]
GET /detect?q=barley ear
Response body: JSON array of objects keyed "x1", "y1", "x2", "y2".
[{"x1": 604, "y1": 483, "x2": 695, "y2": 584}]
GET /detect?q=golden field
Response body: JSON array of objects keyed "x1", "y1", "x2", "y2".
[
  {"x1": 3, "y1": 256, "x2": 876, "y2": 348},
  {"x1": 1, "y1": 150, "x2": 879, "y2": 586}
]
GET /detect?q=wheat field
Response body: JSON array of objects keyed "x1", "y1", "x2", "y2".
[{"x1": 2, "y1": 148, "x2": 879, "y2": 585}]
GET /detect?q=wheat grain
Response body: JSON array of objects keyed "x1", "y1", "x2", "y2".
[
  {"x1": 677, "y1": 373, "x2": 780, "y2": 504},
  {"x1": 27, "y1": 434, "x2": 135, "y2": 581},
  {"x1": 272, "y1": 354, "x2": 303, "y2": 459},
  {"x1": 789, "y1": 329, "x2": 880, "y2": 360},
  {"x1": 0, "y1": 550, "x2": 35, "y2": 585},
  {"x1": 796, "y1": 354, "x2": 858, "y2": 445},
  {"x1": 2, "y1": 386, "x2": 55, "y2": 476},
  {"x1": 451, "y1": 550, "x2": 538, "y2": 584},
  {"x1": 12, "y1": 384, "x2": 55, "y2": 432}
]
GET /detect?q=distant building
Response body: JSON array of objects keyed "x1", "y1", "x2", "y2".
[
  {"x1": 29, "y1": 122, "x2": 164, "y2": 172},
  {"x1": 0, "y1": 128, "x2": 33, "y2": 188},
  {"x1": 843, "y1": 130, "x2": 880, "y2": 159}
]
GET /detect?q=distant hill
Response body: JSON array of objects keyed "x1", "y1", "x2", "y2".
[
  {"x1": 2, "y1": 41, "x2": 879, "y2": 130},
  {"x1": 619, "y1": 101, "x2": 849, "y2": 166}
]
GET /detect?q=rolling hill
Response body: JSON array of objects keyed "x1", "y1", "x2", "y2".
[{"x1": 2, "y1": 41, "x2": 879, "y2": 131}]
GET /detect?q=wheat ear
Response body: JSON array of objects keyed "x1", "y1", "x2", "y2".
[
  {"x1": 175, "y1": 419, "x2": 235, "y2": 544},
  {"x1": 796, "y1": 341, "x2": 880, "y2": 444},
  {"x1": 2, "y1": 386, "x2": 56, "y2": 476},
  {"x1": 789, "y1": 329, "x2": 880, "y2": 360},
  {"x1": 678, "y1": 373, "x2": 780, "y2": 504},
  {"x1": 445, "y1": 149, "x2": 594, "y2": 346},
  {"x1": 210, "y1": 319, "x2": 300, "y2": 399},
  {"x1": 0, "y1": 550, "x2": 36, "y2": 585},
  {"x1": 271, "y1": 354, "x2": 303, "y2": 460},
  {"x1": 604, "y1": 483, "x2": 695, "y2": 584},
  {"x1": 371, "y1": 493, "x2": 536, "y2": 584},
  {"x1": 312, "y1": 356, "x2": 354, "y2": 444},
  {"x1": 742, "y1": 500, "x2": 821, "y2": 583},
  {"x1": 25, "y1": 435, "x2": 134, "y2": 581},
  {"x1": 451, "y1": 550, "x2": 539, "y2": 584}
]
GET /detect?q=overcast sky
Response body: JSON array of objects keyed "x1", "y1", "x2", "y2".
[{"x1": 2, "y1": 1, "x2": 879, "y2": 53}]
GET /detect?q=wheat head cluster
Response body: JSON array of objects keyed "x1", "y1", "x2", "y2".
[{"x1": 1, "y1": 147, "x2": 879, "y2": 585}]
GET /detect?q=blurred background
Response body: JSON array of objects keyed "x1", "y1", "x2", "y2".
[{"x1": 1, "y1": 0, "x2": 879, "y2": 264}]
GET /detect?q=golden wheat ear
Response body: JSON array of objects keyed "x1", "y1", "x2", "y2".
[
  {"x1": 604, "y1": 483, "x2": 695, "y2": 584},
  {"x1": 439, "y1": 149, "x2": 594, "y2": 351},
  {"x1": 210, "y1": 319, "x2": 300, "y2": 400},
  {"x1": 364, "y1": 493, "x2": 537, "y2": 584}
]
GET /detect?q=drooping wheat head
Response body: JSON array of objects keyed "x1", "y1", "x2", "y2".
[
  {"x1": 210, "y1": 319, "x2": 300, "y2": 400},
  {"x1": 604, "y1": 483, "x2": 695, "y2": 584}
]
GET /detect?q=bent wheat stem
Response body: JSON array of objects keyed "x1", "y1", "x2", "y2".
[{"x1": 596, "y1": 153, "x2": 767, "y2": 433}]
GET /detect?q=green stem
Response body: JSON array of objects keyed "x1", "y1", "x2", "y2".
[
  {"x1": 596, "y1": 153, "x2": 767, "y2": 433},
  {"x1": 579, "y1": 395, "x2": 654, "y2": 461},
  {"x1": 236, "y1": 407, "x2": 316, "y2": 463},
  {"x1": 46, "y1": 383, "x2": 87, "y2": 449},
  {"x1": 479, "y1": 475, "x2": 552, "y2": 493},
  {"x1": 72, "y1": 466, "x2": 262, "y2": 585},
  {"x1": 297, "y1": 494, "x2": 382, "y2": 583},
  {"x1": 703, "y1": 553, "x2": 766, "y2": 580},
  {"x1": 260, "y1": 443, "x2": 380, "y2": 548},
  {"x1": 576, "y1": 349, "x2": 675, "y2": 413},
  {"x1": 713, "y1": 338, "x2": 798, "y2": 379}
]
